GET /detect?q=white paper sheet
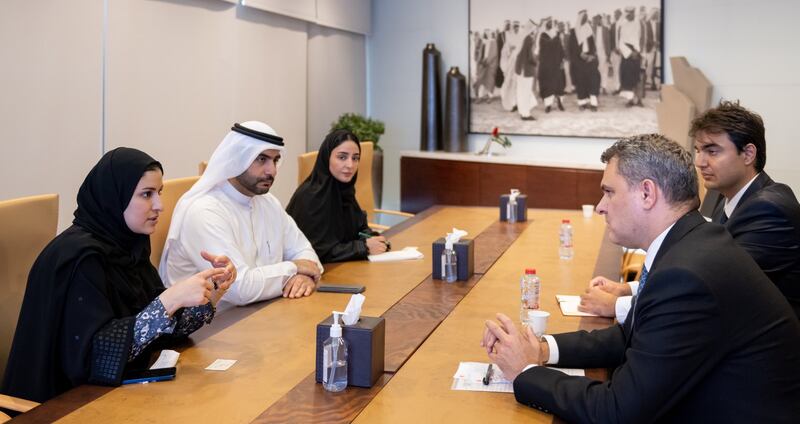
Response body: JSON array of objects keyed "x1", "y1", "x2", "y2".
[
  {"x1": 556, "y1": 295, "x2": 599, "y2": 317},
  {"x1": 451, "y1": 362, "x2": 585, "y2": 393},
  {"x1": 205, "y1": 359, "x2": 237, "y2": 371},
  {"x1": 149, "y1": 349, "x2": 179, "y2": 370},
  {"x1": 367, "y1": 246, "x2": 424, "y2": 262}
]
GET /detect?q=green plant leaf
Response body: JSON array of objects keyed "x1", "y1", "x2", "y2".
[{"x1": 330, "y1": 113, "x2": 386, "y2": 151}]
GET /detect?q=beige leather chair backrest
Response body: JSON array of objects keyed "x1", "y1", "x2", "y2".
[
  {"x1": 294, "y1": 142, "x2": 410, "y2": 231},
  {"x1": 150, "y1": 176, "x2": 200, "y2": 267},
  {"x1": 0, "y1": 194, "x2": 58, "y2": 379},
  {"x1": 297, "y1": 151, "x2": 318, "y2": 185},
  {"x1": 355, "y1": 142, "x2": 377, "y2": 223}
]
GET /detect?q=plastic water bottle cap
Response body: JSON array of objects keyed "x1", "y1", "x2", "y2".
[
  {"x1": 562, "y1": 219, "x2": 570, "y2": 224},
  {"x1": 525, "y1": 268, "x2": 537, "y2": 274}
]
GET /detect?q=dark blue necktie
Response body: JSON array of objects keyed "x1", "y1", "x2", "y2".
[
  {"x1": 638, "y1": 266, "x2": 649, "y2": 293},
  {"x1": 630, "y1": 266, "x2": 649, "y2": 330},
  {"x1": 719, "y1": 211, "x2": 728, "y2": 224}
]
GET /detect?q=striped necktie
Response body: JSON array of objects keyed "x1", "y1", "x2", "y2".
[
  {"x1": 630, "y1": 266, "x2": 649, "y2": 331},
  {"x1": 638, "y1": 266, "x2": 649, "y2": 292}
]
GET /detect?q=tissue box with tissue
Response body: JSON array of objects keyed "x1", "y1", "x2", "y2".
[
  {"x1": 432, "y1": 238, "x2": 474, "y2": 281},
  {"x1": 500, "y1": 193, "x2": 528, "y2": 222},
  {"x1": 315, "y1": 294, "x2": 385, "y2": 388}
]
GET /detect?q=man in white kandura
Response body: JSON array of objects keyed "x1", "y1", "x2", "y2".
[{"x1": 160, "y1": 121, "x2": 323, "y2": 311}]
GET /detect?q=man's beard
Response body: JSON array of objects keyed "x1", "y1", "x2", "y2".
[{"x1": 236, "y1": 173, "x2": 274, "y2": 195}]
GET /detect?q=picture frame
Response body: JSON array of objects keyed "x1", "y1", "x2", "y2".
[{"x1": 469, "y1": 0, "x2": 664, "y2": 138}]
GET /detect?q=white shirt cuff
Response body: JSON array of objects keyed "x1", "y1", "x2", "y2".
[
  {"x1": 628, "y1": 280, "x2": 640, "y2": 295},
  {"x1": 616, "y1": 295, "x2": 633, "y2": 324},
  {"x1": 521, "y1": 335, "x2": 559, "y2": 373},
  {"x1": 542, "y1": 334, "x2": 559, "y2": 364}
]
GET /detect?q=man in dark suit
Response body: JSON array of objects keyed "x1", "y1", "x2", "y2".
[
  {"x1": 693, "y1": 101, "x2": 800, "y2": 318},
  {"x1": 579, "y1": 101, "x2": 800, "y2": 322},
  {"x1": 482, "y1": 134, "x2": 800, "y2": 422}
]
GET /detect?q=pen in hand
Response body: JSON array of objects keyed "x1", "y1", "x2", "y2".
[
  {"x1": 359, "y1": 231, "x2": 392, "y2": 251},
  {"x1": 482, "y1": 363, "x2": 494, "y2": 385}
]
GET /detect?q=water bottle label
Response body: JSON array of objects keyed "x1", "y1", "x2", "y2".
[{"x1": 441, "y1": 256, "x2": 446, "y2": 279}]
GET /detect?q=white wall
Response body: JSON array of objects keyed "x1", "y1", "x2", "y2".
[
  {"x1": 106, "y1": 0, "x2": 308, "y2": 205},
  {"x1": 369, "y1": 0, "x2": 800, "y2": 211},
  {"x1": 307, "y1": 25, "x2": 367, "y2": 151},
  {"x1": 0, "y1": 0, "x2": 367, "y2": 231}
]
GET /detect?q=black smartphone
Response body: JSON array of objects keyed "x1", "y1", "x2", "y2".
[
  {"x1": 122, "y1": 367, "x2": 176, "y2": 384},
  {"x1": 317, "y1": 283, "x2": 365, "y2": 294}
]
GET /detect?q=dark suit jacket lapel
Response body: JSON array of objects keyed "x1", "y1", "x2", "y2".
[
  {"x1": 730, "y1": 172, "x2": 774, "y2": 219},
  {"x1": 650, "y1": 210, "x2": 707, "y2": 271},
  {"x1": 624, "y1": 210, "x2": 707, "y2": 348},
  {"x1": 701, "y1": 189, "x2": 723, "y2": 219}
]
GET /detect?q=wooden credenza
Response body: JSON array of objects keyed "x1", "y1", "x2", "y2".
[{"x1": 401, "y1": 152, "x2": 604, "y2": 213}]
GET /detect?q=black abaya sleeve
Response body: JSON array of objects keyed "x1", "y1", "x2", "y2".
[
  {"x1": 319, "y1": 238, "x2": 370, "y2": 263},
  {"x1": 60, "y1": 256, "x2": 135, "y2": 387}
]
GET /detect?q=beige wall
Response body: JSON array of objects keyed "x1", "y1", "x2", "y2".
[
  {"x1": 307, "y1": 24, "x2": 367, "y2": 151},
  {"x1": 0, "y1": 0, "x2": 368, "y2": 231},
  {"x1": 105, "y1": 0, "x2": 308, "y2": 205},
  {"x1": 0, "y1": 0, "x2": 104, "y2": 230}
]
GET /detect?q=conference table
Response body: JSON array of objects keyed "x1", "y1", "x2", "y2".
[{"x1": 14, "y1": 206, "x2": 620, "y2": 423}]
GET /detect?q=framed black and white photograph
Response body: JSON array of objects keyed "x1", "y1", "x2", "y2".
[{"x1": 469, "y1": 0, "x2": 663, "y2": 138}]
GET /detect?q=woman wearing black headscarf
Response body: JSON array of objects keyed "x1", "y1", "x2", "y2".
[
  {"x1": 287, "y1": 129, "x2": 388, "y2": 262},
  {"x1": 1, "y1": 148, "x2": 236, "y2": 403}
]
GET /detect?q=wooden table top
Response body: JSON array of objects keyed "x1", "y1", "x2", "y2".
[
  {"x1": 354, "y1": 209, "x2": 613, "y2": 423},
  {"x1": 14, "y1": 206, "x2": 618, "y2": 423}
]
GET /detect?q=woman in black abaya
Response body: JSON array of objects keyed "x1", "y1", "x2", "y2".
[
  {"x1": 287, "y1": 129, "x2": 388, "y2": 262},
  {"x1": 1, "y1": 148, "x2": 236, "y2": 402}
]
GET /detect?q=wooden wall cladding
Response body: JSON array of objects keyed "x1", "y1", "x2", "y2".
[{"x1": 401, "y1": 157, "x2": 603, "y2": 213}]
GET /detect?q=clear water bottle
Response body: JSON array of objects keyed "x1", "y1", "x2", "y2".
[
  {"x1": 520, "y1": 268, "x2": 540, "y2": 322},
  {"x1": 323, "y1": 312, "x2": 348, "y2": 392},
  {"x1": 559, "y1": 219, "x2": 574, "y2": 260},
  {"x1": 441, "y1": 241, "x2": 458, "y2": 282}
]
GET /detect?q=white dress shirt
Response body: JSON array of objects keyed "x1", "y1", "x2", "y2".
[
  {"x1": 613, "y1": 176, "x2": 759, "y2": 322},
  {"x1": 162, "y1": 181, "x2": 322, "y2": 311},
  {"x1": 539, "y1": 223, "x2": 675, "y2": 365},
  {"x1": 724, "y1": 173, "x2": 760, "y2": 218}
]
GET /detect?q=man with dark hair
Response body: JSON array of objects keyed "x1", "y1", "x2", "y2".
[
  {"x1": 693, "y1": 101, "x2": 800, "y2": 317},
  {"x1": 482, "y1": 134, "x2": 800, "y2": 422},
  {"x1": 582, "y1": 101, "x2": 800, "y2": 321}
]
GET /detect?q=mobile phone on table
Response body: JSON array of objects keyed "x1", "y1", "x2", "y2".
[
  {"x1": 317, "y1": 283, "x2": 366, "y2": 294},
  {"x1": 122, "y1": 367, "x2": 176, "y2": 384}
]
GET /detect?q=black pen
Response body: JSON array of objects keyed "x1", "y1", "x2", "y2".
[{"x1": 482, "y1": 363, "x2": 494, "y2": 385}]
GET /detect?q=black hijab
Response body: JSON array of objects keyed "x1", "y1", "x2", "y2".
[
  {"x1": 2, "y1": 148, "x2": 165, "y2": 402},
  {"x1": 286, "y1": 130, "x2": 371, "y2": 262}
]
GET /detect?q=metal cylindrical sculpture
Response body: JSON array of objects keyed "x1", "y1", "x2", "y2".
[
  {"x1": 420, "y1": 43, "x2": 442, "y2": 151},
  {"x1": 444, "y1": 66, "x2": 467, "y2": 152}
]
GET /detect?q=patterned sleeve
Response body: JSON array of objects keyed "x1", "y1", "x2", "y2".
[
  {"x1": 173, "y1": 303, "x2": 215, "y2": 336},
  {"x1": 129, "y1": 298, "x2": 178, "y2": 360}
]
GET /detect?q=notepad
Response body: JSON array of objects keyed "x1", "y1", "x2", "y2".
[
  {"x1": 451, "y1": 362, "x2": 586, "y2": 393},
  {"x1": 555, "y1": 295, "x2": 599, "y2": 317},
  {"x1": 367, "y1": 246, "x2": 424, "y2": 262}
]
